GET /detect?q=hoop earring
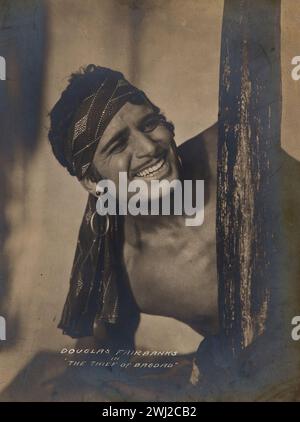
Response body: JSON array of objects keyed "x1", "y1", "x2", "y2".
[{"x1": 90, "y1": 211, "x2": 110, "y2": 237}]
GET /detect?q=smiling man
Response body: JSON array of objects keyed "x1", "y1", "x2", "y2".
[{"x1": 48, "y1": 64, "x2": 218, "y2": 351}]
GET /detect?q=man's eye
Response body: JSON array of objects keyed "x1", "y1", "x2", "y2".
[
  {"x1": 142, "y1": 116, "x2": 163, "y2": 133},
  {"x1": 109, "y1": 140, "x2": 127, "y2": 155}
]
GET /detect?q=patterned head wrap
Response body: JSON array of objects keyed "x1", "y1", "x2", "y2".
[
  {"x1": 58, "y1": 69, "x2": 144, "y2": 339},
  {"x1": 67, "y1": 71, "x2": 145, "y2": 180}
]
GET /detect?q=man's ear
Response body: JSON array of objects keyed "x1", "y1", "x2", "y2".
[{"x1": 80, "y1": 177, "x2": 97, "y2": 197}]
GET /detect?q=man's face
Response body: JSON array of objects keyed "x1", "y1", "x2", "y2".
[{"x1": 92, "y1": 101, "x2": 180, "y2": 199}]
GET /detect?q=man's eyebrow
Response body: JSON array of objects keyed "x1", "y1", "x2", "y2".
[{"x1": 101, "y1": 127, "x2": 129, "y2": 153}]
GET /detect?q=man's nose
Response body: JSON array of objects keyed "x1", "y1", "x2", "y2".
[{"x1": 132, "y1": 130, "x2": 160, "y2": 159}]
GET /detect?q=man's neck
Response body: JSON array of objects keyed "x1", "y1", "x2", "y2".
[{"x1": 123, "y1": 205, "x2": 188, "y2": 247}]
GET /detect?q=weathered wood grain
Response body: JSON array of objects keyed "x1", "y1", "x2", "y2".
[{"x1": 217, "y1": 0, "x2": 282, "y2": 355}]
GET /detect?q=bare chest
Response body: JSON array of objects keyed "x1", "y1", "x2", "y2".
[{"x1": 123, "y1": 205, "x2": 217, "y2": 328}]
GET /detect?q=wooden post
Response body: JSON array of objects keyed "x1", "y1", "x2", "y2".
[{"x1": 217, "y1": 0, "x2": 282, "y2": 356}]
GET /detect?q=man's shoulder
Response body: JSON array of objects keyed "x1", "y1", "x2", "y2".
[
  {"x1": 178, "y1": 122, "x2": 218, "y2": 157},
  {"x1": 178, "y1": 123, "x2": 300, "y2": 178},
  {"x1": 281, "y1": 148, "x2": 300, "y2": 208},
  {"x1": 281, "y1": 148, "x2": 300, "y2": 178},
  {"x1": 177, "y1": 123, "x2": 300, "y2": 187},
  {"x1": 178, "y1": 122, "x2": 218, "y2": 180}
]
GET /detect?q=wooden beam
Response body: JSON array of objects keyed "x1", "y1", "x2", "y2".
[{"x1": 217, "y1": 0, "x2": 282, "y2": 356}]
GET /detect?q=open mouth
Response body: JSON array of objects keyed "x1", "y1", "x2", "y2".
[{"x1": 134, "y1": 155, "x2": 168, "y2": 178}]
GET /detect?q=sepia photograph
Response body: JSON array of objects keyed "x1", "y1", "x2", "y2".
[{"x1": 0, "y1": 0, "x2": 300, "y2": 403}]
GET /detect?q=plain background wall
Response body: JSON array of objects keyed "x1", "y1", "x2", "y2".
[{"x1": 0, "y1": 0, "x2": 299, "y2": 393}]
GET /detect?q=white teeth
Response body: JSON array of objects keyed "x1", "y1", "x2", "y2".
[{"x1": 136, "y1": 158, "x2": 166, "y2": 177}]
